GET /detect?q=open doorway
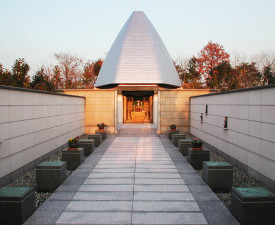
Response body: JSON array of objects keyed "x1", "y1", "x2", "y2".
[{"x1": 123, "y1": 91, "x2": 153, "y2": 123}]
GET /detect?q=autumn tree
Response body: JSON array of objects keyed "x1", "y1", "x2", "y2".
[
  {"x1": 175, "y1": 57, "x2": 203, "y2": 88},
  {"x1": 45, "y1": 65, "x2": 63, "y2": 90},
  {"x1": 30, "y1": 67, "x2": 55, "y2": 91},
  {"x1": 209, "y1": 62, "x2": 239, "y2": 90},
  {"x1": 174, "y1": 60, "x2": 185, "y2": 82},
  {"x1": 11, "y1": 58, "x2": 30, "y2": 88},
  {"x1": 262, "y1": 66, "x2": 275, "y2": 85},
  {"x1": 0, "y1": 63, "x2": 13, "y2": 86},
  {"x1": 252, "y1": 51, "x2": 275, "y2": 74},
  {"x1": 196, "y1": 41, "x2": 230, "y2": 87},
  {"x1": 53, "y1": 52, "x2": 83, "y2": 89},
  {"x1": 82, "y1": 58, "x2": 103, "y2": 88},
  {"x1": 236, "y1": 62, "x2": 261, "y2": 88}
]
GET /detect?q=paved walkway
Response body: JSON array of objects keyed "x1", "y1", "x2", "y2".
[{"x1": 24, "y1": 125, "x2": 239, "y2": 225}]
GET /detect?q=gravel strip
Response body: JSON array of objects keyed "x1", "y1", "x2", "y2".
[
  {"x1": 7, "y1": 152, "x2": 74, "y2": 208},
  {"x1": 193, "y1": 145, "x2": 263, "y2": 209}
]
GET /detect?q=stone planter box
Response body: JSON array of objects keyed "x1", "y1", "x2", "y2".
[
  {"x1": 36, "y1": 161, "x2": 67, "y2": 192},
  {"x1": 167, "y1": 130, "x2": 179, "y2": 141},
  {"x1": 0, "y1": 187, "x2": 35, "y2": 225},
  {"x1": 178, "y1": 139, "x2": 192, "y2": 156},
  {"x1": 172, "y1": 134, "x2": 186, "y2": 147},
  {"x1": 87, "y1": 134, "x2": 102, "y2": 147},
  {"x1": 62, "y1": 148, "x2": 84, "y2": 171},
  {"x1": 202, "y1": 161, "x2": 233, "y2": 192},
  {"x1": 187, "y1": 148, "x2": 210, "y2": 170},
  {"x1": 78, "y1": 139, "x2": 95, "y2": 156},
  {"x1": 95, "y1": 129, "x2": 107, "y2": 140},
  {"x1": 231, "y1": 187, "x2": 275, "y2": 225}
]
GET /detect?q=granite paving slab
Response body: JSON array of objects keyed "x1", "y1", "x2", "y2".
[
  {"x1": 84, "y1": 178, "x2": 135, "y2": 185},
  {"x1": 133, "y1": 201, "x2": 201, "y2": 212},
  {"x1": 134, "y1": 184, "x2": 189, "y2": 192},
  {"x1": 132, "y1": 212, "x2": 208, "y2": 224},
  {"x1": 79, "y1": 184, "x2": 134, "y2": 192},
  {"x1": 56, "y1": 212, "x2": 132, "y2": 224},
  {"x1": 66, "y1": 200, "x2": 133, "y2": 211}
]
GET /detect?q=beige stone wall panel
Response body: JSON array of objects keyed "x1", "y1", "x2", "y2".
[
  {"x1": 159, "y1": 90, "x2": 215, "y2": 134},
  {"x1": 64, "y1": 90, "x2": 116, "y2": 135}
]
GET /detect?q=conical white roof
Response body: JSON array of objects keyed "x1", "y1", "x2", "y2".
[{"x1": 95, "y1": 11, "x2": 181, "y2": 88}]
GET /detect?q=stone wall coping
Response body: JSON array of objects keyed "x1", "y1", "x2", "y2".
[
  {"x1": 190, "y1": 84, "x2": 275, "y2": 98},
  {"x1": 0, "y1": 85, "x2": 85, "y2": 98}
]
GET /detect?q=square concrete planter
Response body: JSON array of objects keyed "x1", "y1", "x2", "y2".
[
  {"x1": 178, "y1": 139, "x2": 192, "y2": 156},
  {"x1": 95, "y1": 129, "x2": 107, "y2": 140},
  {"x1": 231, "y1": 187, "x2": 275, "y2": 225},
  {"x1": 78, "y1": 139, "x2": 95, "y2": 156},
  {"x1": 62, "y1": 148, "x2": 84, "y2": 171},
  {"x1": 167, "y1": 130, "x2": 179, "y2": 141},
  {"x1": 187, "y1": 148, "x2": 210, "y2": 170},
  {"x1": 0, "y1": 187, "x2": 35, "y2": 225},
  {"x1": 87, "y1": 134, "x2": 102, "y2": 147},
  {"x1": 202, "y1": 161, "x2": 233, "y2": 192},
  {"x1": 172, "y1": 134, "x2": 186, "y2": 147},
  {"x1": 36, "y1": 161, "x2": 67, "y2": 192}
]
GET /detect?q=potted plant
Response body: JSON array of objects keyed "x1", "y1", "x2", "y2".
[
  {"x1": 192, "y1": 138, "x2": 203, "y2": 149},
  {"x1": 68, "y1": 136, "x2": 79, "y2": 149},
  {"x1": 97, "y1": 122, "x2": 105, "y2": 130},
  {"x1": 169, "y1": 124, "x2": 177, "y2": 130}
]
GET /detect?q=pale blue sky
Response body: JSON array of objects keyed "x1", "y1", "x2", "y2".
[{"x1": 0, "y1": 0, "x2": 274, "y2": 75}]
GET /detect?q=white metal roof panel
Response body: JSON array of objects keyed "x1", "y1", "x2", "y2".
[{"x1": 95, "y1": 11, "x2": 181, "y2": 87}]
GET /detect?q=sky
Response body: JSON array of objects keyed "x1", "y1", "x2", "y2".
[{"x1": 0, "y1": 0, "x2": 274, "y2": 75}]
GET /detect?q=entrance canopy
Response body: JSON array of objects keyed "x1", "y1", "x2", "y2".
[{"x1": 95, "y1": 11, "x2": 182, "y2": 88}]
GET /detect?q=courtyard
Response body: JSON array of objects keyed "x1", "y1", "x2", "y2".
[{"x1": 23, "y1": 124, "x2": 238, "y2": 225}]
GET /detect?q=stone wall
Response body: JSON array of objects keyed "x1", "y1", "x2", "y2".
[
  {"x1": 190, "y1": 85, "x2": 275, "y2": 191},
  {"x1": 159, "y1": 89, "x2": 216, "y2": 134},
  {"x1": 64, "y1": 90, "x2": 116, "y2": 134},
  {"x1": 0, "y1": 86, "x2": 85, "y2": 186}
]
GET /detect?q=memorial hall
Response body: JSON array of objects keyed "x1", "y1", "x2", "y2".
[{"x1": 64, "y1": 11, "x2": 214, "y2": 134}]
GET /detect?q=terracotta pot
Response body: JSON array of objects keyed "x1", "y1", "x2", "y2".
[
  {"x1": 98, "y1": 126, "x2": 104, "y2": 130},
  {"x1": 170, "y1": 129, "x2": 176, "y2": 131}
]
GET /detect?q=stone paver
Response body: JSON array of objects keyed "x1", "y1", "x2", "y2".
[{"x1": 24, "y1": 126, "x2": 239, "y2": 225}]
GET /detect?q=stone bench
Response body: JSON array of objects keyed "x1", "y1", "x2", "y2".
[
  {"x1": 231, "y1": 187, "x2": 275, "y2": 225},
  {"x1": 172, "y1": 134, "x2": 186, "y2": 147},
  {"x1": 167, "y1": 130, "x2": 180, "y2": 141},
  {"x1": 0, "y1": 187, "x2": 35, "y2": 225},
  {"x1": 95, "y1": 129, "x2": 107, "y2": 140},
  {"x1": 187, "y1": 148, "x2": 210, "y2": 170},
  {"x1": 87, "y1": 134, "x2": 102, "y2": 147},
  {"x1": 202, "y1": 161, "x2": 233, "y2": 192},
  {"x1": 62, "y1": 148, "x2": 84, "y2": 171},
  {"x1": 78, "y1": 139, "x2": 95, "y2": 156},
  {"x1": 178, "y1": 139, "x2": 192, "y2": 156},
  {"x1": 36, "y1": 161, "x2": 67, "y2": 192}
]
